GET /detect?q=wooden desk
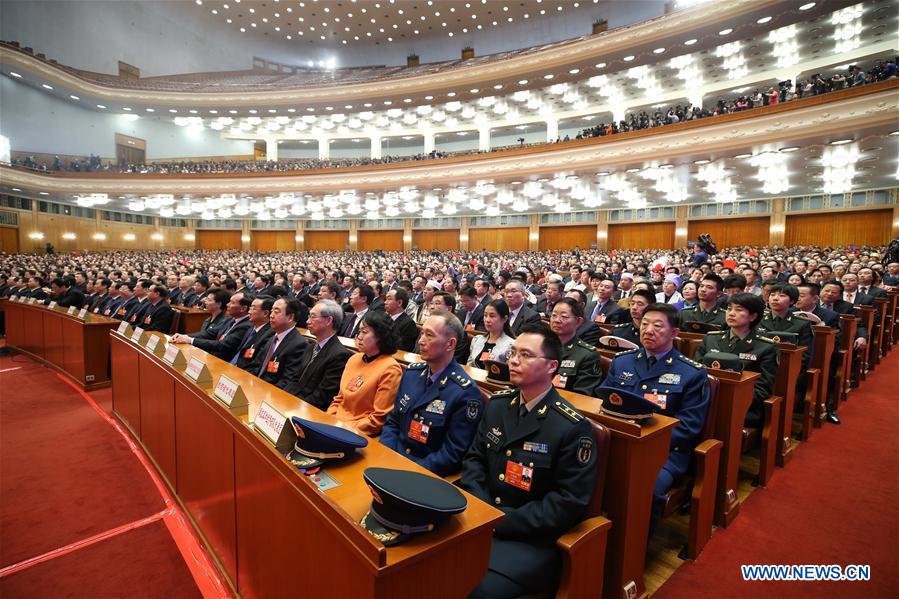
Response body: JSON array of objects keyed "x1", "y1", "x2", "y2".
[
  {"x1": 773, "y1": 343, "x2": 805, "y2": 467},
  {"x1": 560, "y1": 390, "x2": 677, "y2": 599},
  {"x1": 704, "y1": 368, "x2": 759, "y2": 528},
  {"x1": 174, "y1": 307, "x2": 210, "y2": 334},
  {"x1": 110, "y1": 331, "x2": 503, "y2": 599},
  {"x1": 1, "y1": 298, "x2": 118, "y2": 389}
]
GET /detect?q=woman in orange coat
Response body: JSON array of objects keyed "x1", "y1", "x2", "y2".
[{"x1": 327, "y1": 310, "x2": 402, "y2": 436}]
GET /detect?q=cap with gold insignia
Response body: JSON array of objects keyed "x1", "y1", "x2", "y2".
[
  {"x1": 361, "y1": 467, "x2": 467, "y2": 546},
  {"x1": 287, "y1": 417, "x2": 368, "y2": 471},
  {"x1": 793, "y1": 310, "x2": 822, "y2": 324},
  {"x1": 595, "y1": 385, "x2": 658, "y2": 422},
  {"x1": 760, "y1": 330, "x2": 798, "y2": 344},
  {"x1": 484, "y1": 359, "x2": 510, "y2": 384},
  {"x1": 681, "y1": 321, "x2": 722, "y2": 334},
  {"x1": 700, "y1": 352, "x2": 744, "y2": 372},
  {"x1": 598, "y1": 335, "x2": 639, "y2": 352}
]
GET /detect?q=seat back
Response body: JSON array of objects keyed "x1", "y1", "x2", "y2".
[
  {"x1": 583, "y1": 419, "x2": 611, "y2": 518},
  {"x1": 168, "y1": 309, "x2": 180, "y2": 335},
  {"x1": 701, "y1": 374, "x2": 720, "y2": 442},
  {"x1": 598, "y1": 354, "x2": 612, "y2": 379}
]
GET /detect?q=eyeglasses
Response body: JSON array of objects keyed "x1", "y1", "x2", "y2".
[
  {"x1": 508, "y1": 349, "x2": 550, "y2": 363},
  {"x1": 549, "y1": 313, "x2": 574, "y2": 322}
]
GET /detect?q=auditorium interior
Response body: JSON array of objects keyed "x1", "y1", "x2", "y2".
[{"x1": 0, "y1": 0, "x2": 897, "y2": 597}]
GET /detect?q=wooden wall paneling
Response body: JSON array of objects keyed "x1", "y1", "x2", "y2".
[
  {"x1": 358, "y1": 230, "x2": 403, "y2": 251},
  {"x1": 468, "y1": 227, "x2": 529, "y2": 251},
  {"x1": 412, "y1": 229, "x2": 460, "y2": 250},
  {"x1": 175, "y1": 381, "x2": 238, "y2": 582},
  {"x1": 138, "y1": 355, "x2": 177, "y2": 487},
  {"x1": 111, "y1": 336, "x2": 141, "y2": 438},
  {"x1": 251, "y1": 230, "x2": 295, "y2": 252},
  {"x1": 607, "y1": 222, "x2": 675, "y2": 249},
  {"x1": 785, "y1": 210, "x2": 893, "y2": 247},
  {"x1": 0, "y1": 227, "x2": 18, "y2": 253},
  {"x1": 305, "y1": 230, "x2": 349, "y2": 251},
  {"x1": 197, "y1": 230, "x2": 242, "y2": 250},
  {"x1": 688, "y1": 217, "x2": 771, "y2": 248},
  {"x1": 539, "y1": 225, "x2": 597, "y2": 251}
]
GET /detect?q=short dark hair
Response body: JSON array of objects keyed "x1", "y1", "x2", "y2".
[
  {"x1": 354, "y1": 284, "x2": 375, "y2": 306},
  {"x1": 643, "y1": 303, "x2": 679, "y2": 328},
  {"x1": 432, "y1": 291, "x2": 456, "y2": 311},
  {"x1": 459, "y1": 284, "x2": 477, "y2": 299},
  {"x1": 321, "y1": 280, "x2": 340, "y2": 296},
  {"x1": 390, "y1": 287, "x2": 409, "y2": 308},
  {"x1": 798, "y1": 282, "x2": 821, "y2": 297},
  {"x1": 702, "y1": 273, "x2": 725, "y2": 292},
  {"x1": 234, "y1": 292, "x2": 253, "y2": 309},
  {"x1": 51, "y1": 277, "x2": 68, "y2": 288},
  {"x1": 566, "y1": 288, "x2": 587, "y2": 306},
  {"x1": 223, "y1": 278, "x2": 237, "y2": 291},
  {"x1": 631, "y1": 289, "x2": 656, "y2": 305},
  {"x1": 723, "y1": 274, "x2": 747, "y2": 290},
  {"x1": 361, "y1": 310, "x2": 399, "y2": 355},
  {"x1": 553, "y1": 296, "x2": 584, "y2": 319},
  {"x1": 518, "y1": 321, "x2": 562, "y2": 366},
  {"x1": 485, "y1": 299, "x2": 514, "y2": 338},
  {"x1": 823, "y1": 279, "x2": 844, "y2": 293},
  {"x1": 196, "y1": 275, "x2": 210, "y2": 289},
  {"x1": 210, "y1": 287, "x2": 231, "y2": 307},
  {"x1": 255, "y1": 294, "x2": 276, "y2": 313},
  {"x1": 769, "y1": 282, "x2": 799, "y2": 303},
  {"x1": 279, "y1": 297, "x2": 303, "y2": 321},
  {"x1": 150, "y1": 284, "x2": 168, "y2": 298},
  {"x1": 727, "y1": 293, "x2": 766, "y2": 328}
]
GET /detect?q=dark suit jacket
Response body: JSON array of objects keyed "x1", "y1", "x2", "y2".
[
  {"x1": 191, "y1": 316, "x2": 253, "y2": 361},
  {"x1": 141, "y1": 301, "x2": 175, "y2": 334},
  {"x1": 858, "y1": 286, "x2": 888, "y2": 302},
  {"x1": 183, "y1": 290, "x2": 201, "y2": 308},
  {"x1": 392, "y1": 312, "x2": 420, "y2": 352},
  {"x1": 245, "y1": 328, "x2": 308, "y2": 390},
  {"x1": 28, "y1": 288, "x2": 48, "y2": 301},
  {"x1": 167, "y1": 288, "x2": 183, "y2": 306},
  {"x1": 456, "y1": 304, "x2": 485, "y2": 331},
  {"x1": 584, "y1": 299, "x2": 627, "y2": 325},
  {"x1": 828, "y1": 299, "x2": 868, "y2": 339},
  {"x1": 848, "y1": 292, "x2": 875, "y2": 307},
  {"x1": 811, "y1": 304, "x2": 840, "y2": 329},
  {"x1": 231, "y1": 324, "x2": 274, "y2": 370},
  {"x1": 509, "y1": 305, "x2": 541, "y2": 336},
  {"x1": 370, "y1": 298, "x2": 386, "y2": 312},
  {"x1": 56, "y1": 288, "x2": 86, "y2": 309},
  {"x1": 284, "y1": 335, "x2": 352, "y2": 409}
]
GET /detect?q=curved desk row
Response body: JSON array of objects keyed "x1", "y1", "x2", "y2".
[
  {"x1": 109, "y1": 329, "x2": 503, "y2": 599},
  {"x1": 1, "y1": 298, "x2": 118, "y2": 389}
]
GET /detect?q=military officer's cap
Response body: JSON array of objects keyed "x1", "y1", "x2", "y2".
[
  {"x1": 287, "y1": 417, "x2": 368, "y2": 470},
  {"x1": 700, "y1": 352, "x2": 744, "y2": 372},
  {"x1": 484, "y1": 359, "x2": 511, "y2": 384},
  {"x1": 793, "y1": 310, "x2": 822, "y2": 324},
  {"x1": 761, "y1": 330, "x2": 798, "y2": 344},
  {"x1": 598, "y1": 335, "x2": 639, "y2": 352},
  {"x1": 595, "y1": 385, "x2": 658, "y2": 422},
  {"x1": 361, "y1": 467, "x2": 467, "y2": 546},
  {"x1": 681, "y1": 321, "x2": 722, "y2": 334}
]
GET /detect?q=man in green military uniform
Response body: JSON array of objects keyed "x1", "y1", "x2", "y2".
[
  {"x1": 695, "y1": 293, "x2": 778, "y2": 427},
  {"x1": 756, "y1": 282, "x2": 813, "y2": 370},
  {"x1": 548, "y1": 297, "x2": 603, "y2": 396},
  {"x1": 461, "y1": 322, "x2": 598, "y2": 599},
  {"x1": 680, "y1": 273, "x2": 726, "y2": 327},
  {"x1": 610, "y1": 288, "x2": 656, "y2": 347}
]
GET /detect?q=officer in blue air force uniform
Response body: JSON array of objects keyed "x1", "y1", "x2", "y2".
[
  {"x1": 600, "y1": 303, "x2": 709, "y2": 537},
  {"x1": 380, "y1": 311, "x2": 482, "y2": 476}
]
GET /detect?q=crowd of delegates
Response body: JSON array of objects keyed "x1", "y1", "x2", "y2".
[
  {"x1": 11, "y1": 59, "x2": 896, "y2": 176},
  {"x1": 2, "y1": 243, "x2": 896, "y2": 597}
]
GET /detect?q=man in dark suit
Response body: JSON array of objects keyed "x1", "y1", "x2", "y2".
[
  {"x1": 25, "y1": 276, "x2": 48, "y2": 301},
  {"x1": 174, "y1": 276, "x2": 196, "y2": 307},
  {"x1": 139, "y1": 284, "x2": 175, "y2": 333},
  {"x1": 186, "y1": 276, "x2": 209, "y2": 308},
  {"x1": 89, "y1": 278, "x2": 112, "y2": 314},
  {"x1": 840, "y1": 273, "x2": 875, "y2": 307},
  {"x1": 583, "y1": 277, "x2": 627, "y2": 325},
  {"x1": 504, "y1": 280, "x2": 541, "y2": 336},
  {"x1": 821, "y1": 280, "x2": 868, "y2": 346},
  {"x1": 856, "y1": 267, "x2": 889, "y2": 301},
  {"x1": 123, "y1": 280, "x2": 153, "y2": 326},
  {"x1": 385, "y1": 288, "x2": 420, "y2": 352},
  {"x1": 339, "y1": 284, "x2": 374, "y2": 338},
  {"x1": 534, "y1": 280, "x2": 563, "y2": 318},
  {"x1": 230, "y1": 296, "x2": 275, "y2": 369},
  {"x1": 456, "y1": 285, "x2": 485, "y2": 331},
  {"x1": 795, "y1": 283, "x2": 839, "y2": 328},
  {"x1": 244, "y1": 297, "x2": 308, "y2": 391},
  {"x1": 172, "y1": 292, "x2": 253, "y2": 361},
  {"x1": 48, "y1": 277, "x2": 85, "y2": 309},
  {"x1": 284, "y1": 299, "x2": 351, "y2": 409}
]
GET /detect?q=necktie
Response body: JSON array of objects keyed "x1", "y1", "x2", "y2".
[
  {"x1": 231, "y1": 329, "x2": 256, "y2": 364},
  {"x1": 519, "y1": 402, "x2": 528, "y2": 420},
  {"x1": 257, "y1": 336, "x2": 279, "y2": 377},
  {"x1": 861, "y1": 287, "x2": 868, "y2": 295},
  {"x1": 826, "y1": 302, "x2": 833, "y2": 310},
  {"x1": 647, "y1": 356, "x2": 657, "y2": 368},
  {"x1": 311, "y1": 344, "x2": 321, "y2": 360},
  {"x1": 343, "y1": 314, "x2": 356, "y2": 337}
]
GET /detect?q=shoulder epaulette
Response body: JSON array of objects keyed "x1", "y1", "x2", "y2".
[
  {"x1": 576, "y1": 339, "x2": 596, "y2": 350},
  {"x1": 616, "y1": 348, "x2": 639, "y2": 356},
  {"x1": 678, "y1": 354, "x2": 704, "y2": 369},
  {"x1": 756, "y1": 335, "x2": 777, "y2": 345},
  {"x1": 448, "y1": 370, "x2": 473, "y2": 388},
  {"x1": 490, "y1": 388, "x2": 518, "y2": 401},
  {"x1": 612, "y1": 322, "x2": 628, "y2": 329},
  {"x1": 552, "y1": 399, "x2": 584, "y2": 423},
  {"x1": 707, "y1": 330, "x2": 727, "y2": 335},
  {"x1": 408, "y1": 362, "x2": 428, "y2": 370}
]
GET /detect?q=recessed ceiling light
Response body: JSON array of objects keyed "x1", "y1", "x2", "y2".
[
  {"x1": 718, "y1": 28, "x2": 733, "y2": 35},
  {"x1": 39, "y1": 192, "x2": 49, "y2": 195},
  {"x1": 209, "y1": 109, "x2": 218, "y2": 114},
  {"x1": 622, "y1": 55, "x2": 635, "y2": 62},
  {"x1": 653, "y1": 47, "x2": 665, "y2": 54},
  {"x1": 684, "y1": 38, "x2": 697, "y2": 45},
  {"x1": 733, "y1": 153, "x2": 752, "y2": 159},
  {"x1": 693, "y1": 159, "x2": 710, "y2": 165},
  {"x1": 595, "y1": 62, "x2": 606, "y2": 69},
  {"x1": 145, "y1": 108, "x2": 155, "y2": 112},
  {"x1": 543, "y1": 74, "x2": 554, "y2": 79},
  {"x1": 11, "y1": 188, "x2": 21, "y2": 192},
  {"x1": 446, "y1": 92, "x2": 456, "y2": 97},
  {"x1": 757, "y1": 16, "x2": 772, "y2": 24},
  {"x1": 168, "y1": 109, "x2": 177, "y2": 113},
  {"x1": 97, "y1": 104, "x2": 106, "y2": 109},
  {"x1": 403, "y1": 98, "x2": 412, "y2": 103},
  {"x1": 493, "y1": 84, "x2": 503, "y2": 89},
  {"x1": 625, "y1": 168, "x2": 640, "y2": 173},
  {"x1": 799, "y1": 2, "x2": 815, "y2": 10},
  {"x1": 41, "y1": 83, "x2": 53, "y2": 90},
  {"x1": 469, "y1": 88, "x2": 479, "y2": 93},
  {"x1": 9, "y1": 71, "x2": 22, "y2": 78},
  {"x1": 384, "y1": 100, "x2": 393, "y2": 105},
  {"x1": 889, "y1": 130, "x2": 899, "y2": 136},
  {"x1": 830, "y1": 139, "x2": 853, "y2": 145},
  {"x1": 780, "y1": 146, "x2": 800, "y2": 152},
  {"x1": 189, "y1": 109, "x2": 198, "y2": 114},
  {"x1": 518, "y1": 79, "x2": 528, "y2": 85},
  {"x1": 568, "y1": 68, "x2": 580, "y2": 74}
]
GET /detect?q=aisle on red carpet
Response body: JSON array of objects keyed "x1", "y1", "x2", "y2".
[
  {"x1": 0, "y1": 355, "x2": 202, "y2": 597},
  {"x1": 655, "y1": 352, "x2": 899, "y2": 599}
]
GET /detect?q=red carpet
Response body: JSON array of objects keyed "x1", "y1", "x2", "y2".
[
  {"x1": 655, "y1": 351, "x2": 899, "y2": 598},
  {"x1": 0, "y1": 354, "x2": 209, "y2": 597}
]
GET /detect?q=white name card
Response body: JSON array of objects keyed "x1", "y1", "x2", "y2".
[
  {"x1": 117, "y1": 321, "x2": 131, "y2": 336},
  {"x1": 131, "y1": 326, "x2": 146, "y2": 343},
  {"x1": 252, "y1": 401, "x2": 296, "y2": 451},
  {"x1": 67, "y1": 306, "x2": 77, "y2": 315},
  {"x1": 162, "y1": 344, "x2": 187, "y2": 369},
  {"x1": 77, "y1": 308, "x2": 88, "y2": 320},
  {"x1": 28, "y1": 297, "x2": 36, "y2": 304},
  {"x1": 185, "y1": 356, "x2": 212, "y2": 386},
  {"x1": 145, "y1": 334, "x2": 163, "y2": 355},
  {"x1": 48, "y1": 301, "x2": 57, "y2": 310},
  {"x1": 17, "y1": 295, "x2": 26, "y2": 303},
  {"x1": 212, "y1": 374, "x2": 248, "y2": 410}
]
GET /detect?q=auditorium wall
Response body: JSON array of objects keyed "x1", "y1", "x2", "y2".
[
  {"x1": 607, "y1": 222, "x2": 675, "y2": 249},
  {"x1": 468, "y1": 227, "x2": 530, "y2": 252},
  {"x1": 251, "y1": 231, "x2": 296, "y2": 253},
  {"x1": 197, "y1": 230, "x2": 241, "y2": 250},
  {"x1": 784, "y1": 209, "x2": 893, "y2": 247},
  {"x1": 539, "y1": 225, "x2": 597, "y2": 251},
  {"x1": 412, "y1": 229, "x2": 460, "y2": 251},
  {"x1": 305, "y1": 230, "x2": 349, "y2": 251},
  {"x1": 358, "y1": 230, "x2": 404, "y2": 252},
  {"x1": 688, "y1": 217, "x2": 771, "y2": 248}
]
